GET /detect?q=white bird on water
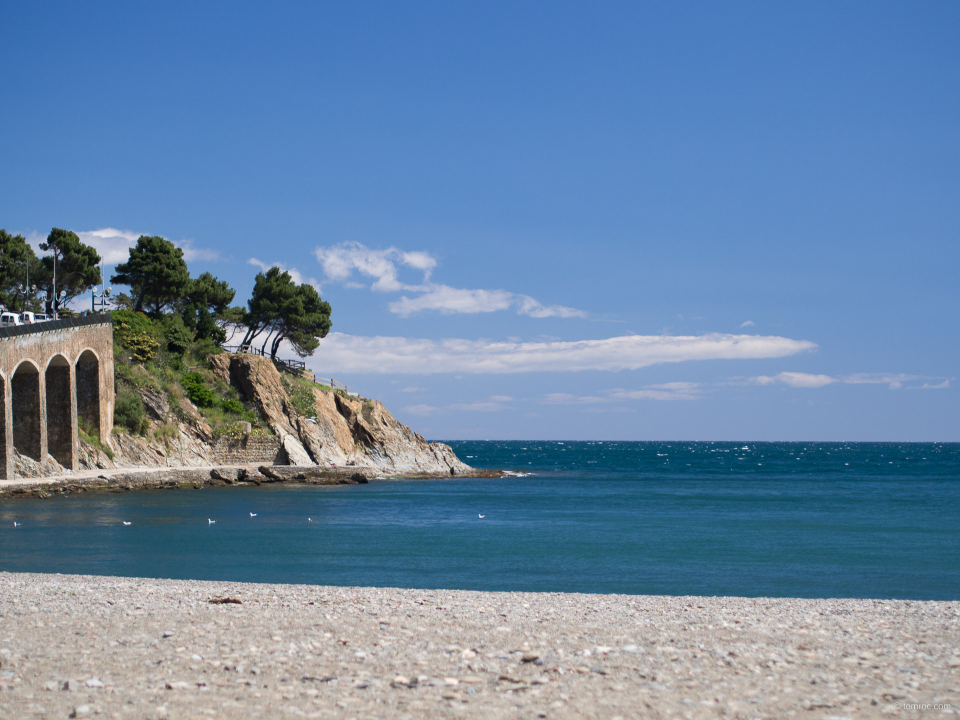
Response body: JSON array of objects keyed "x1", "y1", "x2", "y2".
[
  {"x1": 250, "y1": 513, "x2": 257, "y2": 517},
  {"x1": 208, "y1": 519, "x2": 216, "y2": 524},
  {"x1": 478, "y1": 514, "x2": 485, "y2": 519},
  {"x1": 122, "y1": 521, "x2": 132, "y2": 526},
  {"x1": 13, "y1": 521, "x2": 20, "y2": 527},
  {"x1": 308, "y1": 518, "x2": 312, "y2": 522}
]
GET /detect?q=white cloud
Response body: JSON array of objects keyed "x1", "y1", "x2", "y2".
[
  {"x1": 840, "y1": 373, "x2": 916, "y2": 386},
  {"x1": 387, "y1": 285, "x2": 586, "y2": 318},
  {"x1": 75, "y1": 228, "x2": 139, "y2": 264},
  {"x1": 401, "y1": 386, "x2": 425, "y2": 393},
  {"x1": 314, "y1": 241, "x2": 433, "y2": 292},
  {"x1": 747, "y1": 371, "x2": 951, "y2": 391},
  {"x1": 921, "y1": 380, "x2": 950, "y2": 389},
  {"x1": 403, "y1": 400, "x2": 509, "y2": 415},
  {"x1": 740, "y1": 320, "x2": 755, "y2": 327},
  {"x1": 543, "y1": 393, "x2": 608, "y2": 405},
  {"x1": 248, "y1": 258, "x2": 321, "y2": 290},
  {"x1": 753, "y1": 371, "x2": 836, "y2": 388},
  {"x1": 544, "y1": 382, "x2": 702, "y2": 405},
  {"x1": 645, "y1": 381, "x2": 700, "y2": 391},
  {"x1": 306, "y1": 331, "x2": 816, "y2": 375},
  {"x1": 178, "y1": 239, "x2": 222, "y2": 262},
  {"x1": 389, "y1": 286, "x2": 513, "y2": 316},
  {"x1": 315, "y1": 241, "x2": 586, "y2": 319}
]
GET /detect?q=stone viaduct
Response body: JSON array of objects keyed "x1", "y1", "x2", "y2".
[{"x1": 0, "y1": 315, "x2": 114, "y2": 479}]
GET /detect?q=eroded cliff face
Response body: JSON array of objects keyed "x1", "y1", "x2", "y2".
[
  {"x1": 58, "y1": 353, "x2": 470, "y2": 478},
  {"x1": 220, "y1": 355, "x2": 469, "y2": 475}
]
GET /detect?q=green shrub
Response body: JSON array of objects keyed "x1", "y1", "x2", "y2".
[
  {"x1": 160, "y1": 314, "x2": 193, "y2": 357},
  {"x1": 211, "y1": 422, "x2": 246, "y2": 439},
  {"x1": 190, "y1": 338, "x2": 222, "y2": 364},
  {"x1": 115, "y1": 389, "x2": 147, "y2": 434},
  {"x1": 111, "y1": 310, "x2": 160, "y2": 362},
  {"x1": 78, "y1": 419, "x2": 116, "y2": 460},
  {"x1": 220, "y1": 397, "x2": 244, "y2": 414},
  {"x1": 281, "y1": 376, "x2": 316, "y2": 417},
  {"x1": 181, "y1": 372, "x2": 216, "y2": 408}
]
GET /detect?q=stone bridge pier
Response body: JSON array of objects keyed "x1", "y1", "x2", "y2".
[{"x1": 0, "y1": 316, "x2": 114, "y2": 479}]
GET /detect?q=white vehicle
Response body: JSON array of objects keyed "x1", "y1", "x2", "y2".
[
  {"x1": 32, "y1": 313, "x2": 51, "y2": 322},
  {"x1": 20, "y1": 311, "x2": 36, "y2": 324},
  {"x1": 0, "y1": 312, "x2": 22, "y2": 327}
]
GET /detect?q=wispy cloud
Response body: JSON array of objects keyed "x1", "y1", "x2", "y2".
[
  {"x1": 746, "y1": 371, "x2": 951, "y2": 390},
  {"x1": 314, "y1": 241, "x2": 586, "y2": 319},
  {"x1": 403, "y1": 397, "x2": 512, "y2": 415},
  {"x1": 388, "y1": 285, "x2": 585, "y2": 318},
  {"x1": 753, "y1": 371, "x2": 836, "y2": 388},
  {"x1": 248, "y1": 258, "x2": 321, "y2": 290},
  {"x1": 740, "y1": 320, "x2": 755, "y2": 327},
  {"x1": 307, "y1": 331, "x2": 816, "y2": 375},
  {"x1": 545, "y1": 382, "x2": 702, "y2": 405}
]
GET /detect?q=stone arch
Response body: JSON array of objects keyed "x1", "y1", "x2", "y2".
[
  {"x1": 12, "y1": 360, "x2": 42, "y2": 461},
  {"x1": 45, "y1": 354, "x2": 74, "y2": 468},
  {"x1": 76, "y1": 349, "x2": 101, "y2": 438}
]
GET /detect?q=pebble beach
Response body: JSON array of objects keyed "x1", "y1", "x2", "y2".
[{"x1": 0, "y1": 573, "x2": 957, "y2": 719}]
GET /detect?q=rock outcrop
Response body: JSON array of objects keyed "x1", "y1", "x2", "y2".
[
  {"x1": 223, "y1": 355, "x2": 470, "y2": 475},
  {"x1": 45, "y1": 353, "x2": 471, "y2": 478}
]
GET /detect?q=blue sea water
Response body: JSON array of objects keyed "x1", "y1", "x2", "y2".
[{"x1": 1, "y1": 441, "x2": 958, "y2": 599}]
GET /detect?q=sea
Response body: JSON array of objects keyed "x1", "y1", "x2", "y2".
[{"x1": 1, "y1": 441, "x2": 958, "y2": 600}]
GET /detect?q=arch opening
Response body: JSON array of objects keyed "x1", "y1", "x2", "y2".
[
  {"x1": 76, "y1": 350, "x2": 101, "y2": 439},
  {"x1": 46, "y1": 355, "x2": 73, "y2": 468},
  {"x1": 12, "y1": 362, "x2": 41, "y2": 461}
]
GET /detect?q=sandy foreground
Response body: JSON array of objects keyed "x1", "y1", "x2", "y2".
[{"x1": 0, "y1": 573, "x2": 956, "y2": 720}]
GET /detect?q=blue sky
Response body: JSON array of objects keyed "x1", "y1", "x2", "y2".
[{"x1": 2, "y1": 2, "x2": 957, "y2": 440}]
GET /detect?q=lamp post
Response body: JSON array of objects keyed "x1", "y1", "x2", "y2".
[
  {"x1": 41, "y1": 289, "x2": 68, "y2": 319},
  {"x1": 16, "y1": 259, "x2": 34, "y2": 313},
  {"x1": 17, "y1": 282, "x2": 36, "y2": 314},
  {"x1": 91, "y1": 260, "x2": 111, "y2": 314}
]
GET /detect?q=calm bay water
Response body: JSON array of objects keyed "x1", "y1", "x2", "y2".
[{"x1": 1, "y1": 441, "x2": 958, "y2": 599}]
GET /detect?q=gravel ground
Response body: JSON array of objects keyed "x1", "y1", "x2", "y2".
[{"x1": 0, "y1": 573, "x2": 957, "y2": 720}]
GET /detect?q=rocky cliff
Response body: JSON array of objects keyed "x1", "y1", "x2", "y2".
[{"x1": 15, "y1": 354, "x2": 471, "y2": 478}]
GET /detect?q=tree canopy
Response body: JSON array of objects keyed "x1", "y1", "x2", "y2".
[
  {"x1": 111, "y1": 235, "x2": 190, "y2": 315},
  {"x1": 240, "y1": 267, "x2": 332, "y2": 359},
  {"x1": 181, "y1": 271, "x2": 236, "y2": 344},
  {"x1": 0, "y1": 230, "x2": 43, "y2": 312},
  {"x1": 37, "y1": 228, "x2": 102, "y2": 314}
]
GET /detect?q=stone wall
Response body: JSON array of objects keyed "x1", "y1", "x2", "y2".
[
  {"x1": 0, "y1": 316, "x2": 114, "y2": 479},
  {"x1": 210, "y1": 435, "x2": 283, "y2": 465}
]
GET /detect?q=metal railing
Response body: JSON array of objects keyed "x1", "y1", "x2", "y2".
[
  {"x1": 224, "y1": 344, "x2": 306, "y2": 373},
  {"x1": 312, "y1": 376, "x2": 349, "y2": 393}
]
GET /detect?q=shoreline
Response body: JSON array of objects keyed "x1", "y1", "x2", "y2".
[
  {"x1": 0, "y1": 464, "x2": 504, "y2": 500},
  {"x1": 0, "y1": 572, "x2": 956, "y2": 719}
]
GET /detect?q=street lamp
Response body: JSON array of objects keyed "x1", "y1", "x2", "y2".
[
  {"x1": 17, "y1": 283, "x2": 37, "y2": 313},
  {"x1": 92, "y1": 284, "x2": 112, "y2": 313},
  {"x1": 39, "y1": 289, "x2": 68, "y2": 319},
  {"x1": 91, "y1": 258, "x2": 112, "y2": 314}
]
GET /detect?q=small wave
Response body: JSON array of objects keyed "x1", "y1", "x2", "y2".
[{"x1": 503, "y1": 471, "x2": 535, "y2": 477}]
